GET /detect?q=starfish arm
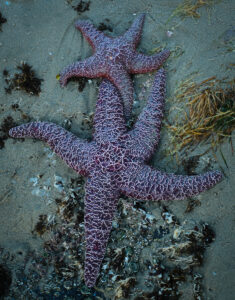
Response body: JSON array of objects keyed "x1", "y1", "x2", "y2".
[
  {"x1": 93, "y1": 79, "x2": 126, "y2": 142},
  {"x1": 123, "y1": 13, "x2": 145, "y2": 47},
  {"x1": 75, "y1": 20, "x2": 111, "y2": 51},
  {"x1": 84, "y1": 175, "x2": 120, "y2": 287},
  {"x1": 120, "y1": 165, "x2": 223, "y2": 201},
  {"x1": 108, "y1": 65, "x2": 134, "y2": 118},
  {"x1": 128, "y1": 68, "x2": 166, "y2": 160},
  {"x1": 59, "y1": 55, "x2": 104, "y2": 87},
  {"x1": 9, "y1": 122, "x2": 91, "y2": 176},
  {"x1": 129, "y1": 50, "x2": 170, "y2": 74}
]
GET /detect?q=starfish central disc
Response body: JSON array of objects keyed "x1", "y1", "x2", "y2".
[{"x1": 93, "y1": 143, "x2": 130, "y2": 172}]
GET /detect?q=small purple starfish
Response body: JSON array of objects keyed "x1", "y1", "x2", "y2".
[
  {"x1": 59, "y1": 13, "x2": 170, "y2": 117},
  {"x1": 9, "y1": 69, "x2": 222, "y2": 287}
]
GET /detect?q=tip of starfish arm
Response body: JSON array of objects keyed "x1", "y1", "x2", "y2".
[
  {"x1": 85, "y1": 280, "x2": 95, "y2": 288},
  {"x1": 9, "y1": 125, "x2": 26, "y2": 138},
  {"x1": 212, "y1": 170, "x2": 223, "y2": 183},
  {"x1": 165, "y1": 49, "x2": 171, "y2": 57},
  {"x1": 8, "y1": 128, "x2": 15, "y2": 137},
  {"x1": 59, "y1": 73, "x2": 67, "y2": 87},
  {"x1": 9, "y1": 124, "x2": 28, "y2": 138},
  {"x1": 159, "y1": 49, "x2": 170, "y2": 62},
  {"x1": 84, "y1": 268, "x2": 99, "y2": 288},
  {"x1": 138, "y1": 12, "x2": 145, "y2": 19},
  {"x1": 201, "y1": 169, "x2": 223, "y2": 190}
]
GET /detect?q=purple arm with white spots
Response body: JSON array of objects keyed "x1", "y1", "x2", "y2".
[
  {"x1": 75, "y1": 20, "x2": 110, "y2": 50},
  {"x1": 93, "y1": 79, "x2": 126, "y2": 143},
  {"x1": 9, "y1": 122, "x2": 92, "y2": 176},
  {"x1": 60, "y1": 55, "x2": 105, "y2": 86},
  {"x1": 129, "y1": 68, "x2": 166, "y2": 160},
  {"x1": 84, "y1": 174, "x2": 120, "y2": 287},
  {"x1": 120, "y1": 165, "x2": 222, "y2": 201},
  {"x1": 122, "y1": 13, "x2": 145, "y2": 46},
  {"x1": 129, "y1": 51, "x2": 171, "y2": 74}
]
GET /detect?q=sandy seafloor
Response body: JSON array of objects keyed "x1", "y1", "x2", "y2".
[{"x1": 0, "y1": 0, "x2": 234, "y2": 299}]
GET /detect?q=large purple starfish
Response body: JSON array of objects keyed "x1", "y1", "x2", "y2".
[
  {"x1": 59, "y1": 13, "x2": 170, "y2": 117},
  {"x1": 9, "y1": 69, "x2": 222, "y2": 287}
]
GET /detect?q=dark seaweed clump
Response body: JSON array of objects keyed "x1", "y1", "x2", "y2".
[
  {"x1": 0, "y1": 264, "x2": 12, "y2": 297},
  {"x1": 32, "y1": 215, "x2": 54, "y2": 236},
  {"x1": 76, "y1": 77, "x2": 89, "y2": 92},
  {"x1": 63, "y1": 75, "x2": 90, "y2": 92},
  {"x1": 182, "y1": 155, "x2": 200, "y2": 176},
  {"x1": 3, "y1": 63, "x2": 43, "y2": 95},
  {"x1": 0, "y1": 116, "x2": 17, "y2": 149},
  {"x1": 185, "y1": 198, "x2": 201, "y2": 213},
  {"x1": 0, "y1": 12, "x2": 7, "y2": 31},
  {"x1": 67, "y1": 76, "x2": 101, "y2": 92},
  {"x1": 98, "y1": 20, "x2": 113, "y2": 33},
  {"x1": 141, "y1": 264, "x2": 186, "y2": 300},
  {"x1": 69, "y1": 0, "x2": 90, "y2": 13}
]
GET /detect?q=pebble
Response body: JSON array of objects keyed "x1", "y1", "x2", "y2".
[
  {"x1": 166, "y1": 30, "x2": 174, "y2": 37},
  {"x1": 173, "y1": 227, "x2": 182, "y2": 239}
]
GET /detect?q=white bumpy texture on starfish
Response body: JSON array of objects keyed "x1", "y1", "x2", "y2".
[{"x1": 9, "y1": 69, "x2": 222, "y2": 287}]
